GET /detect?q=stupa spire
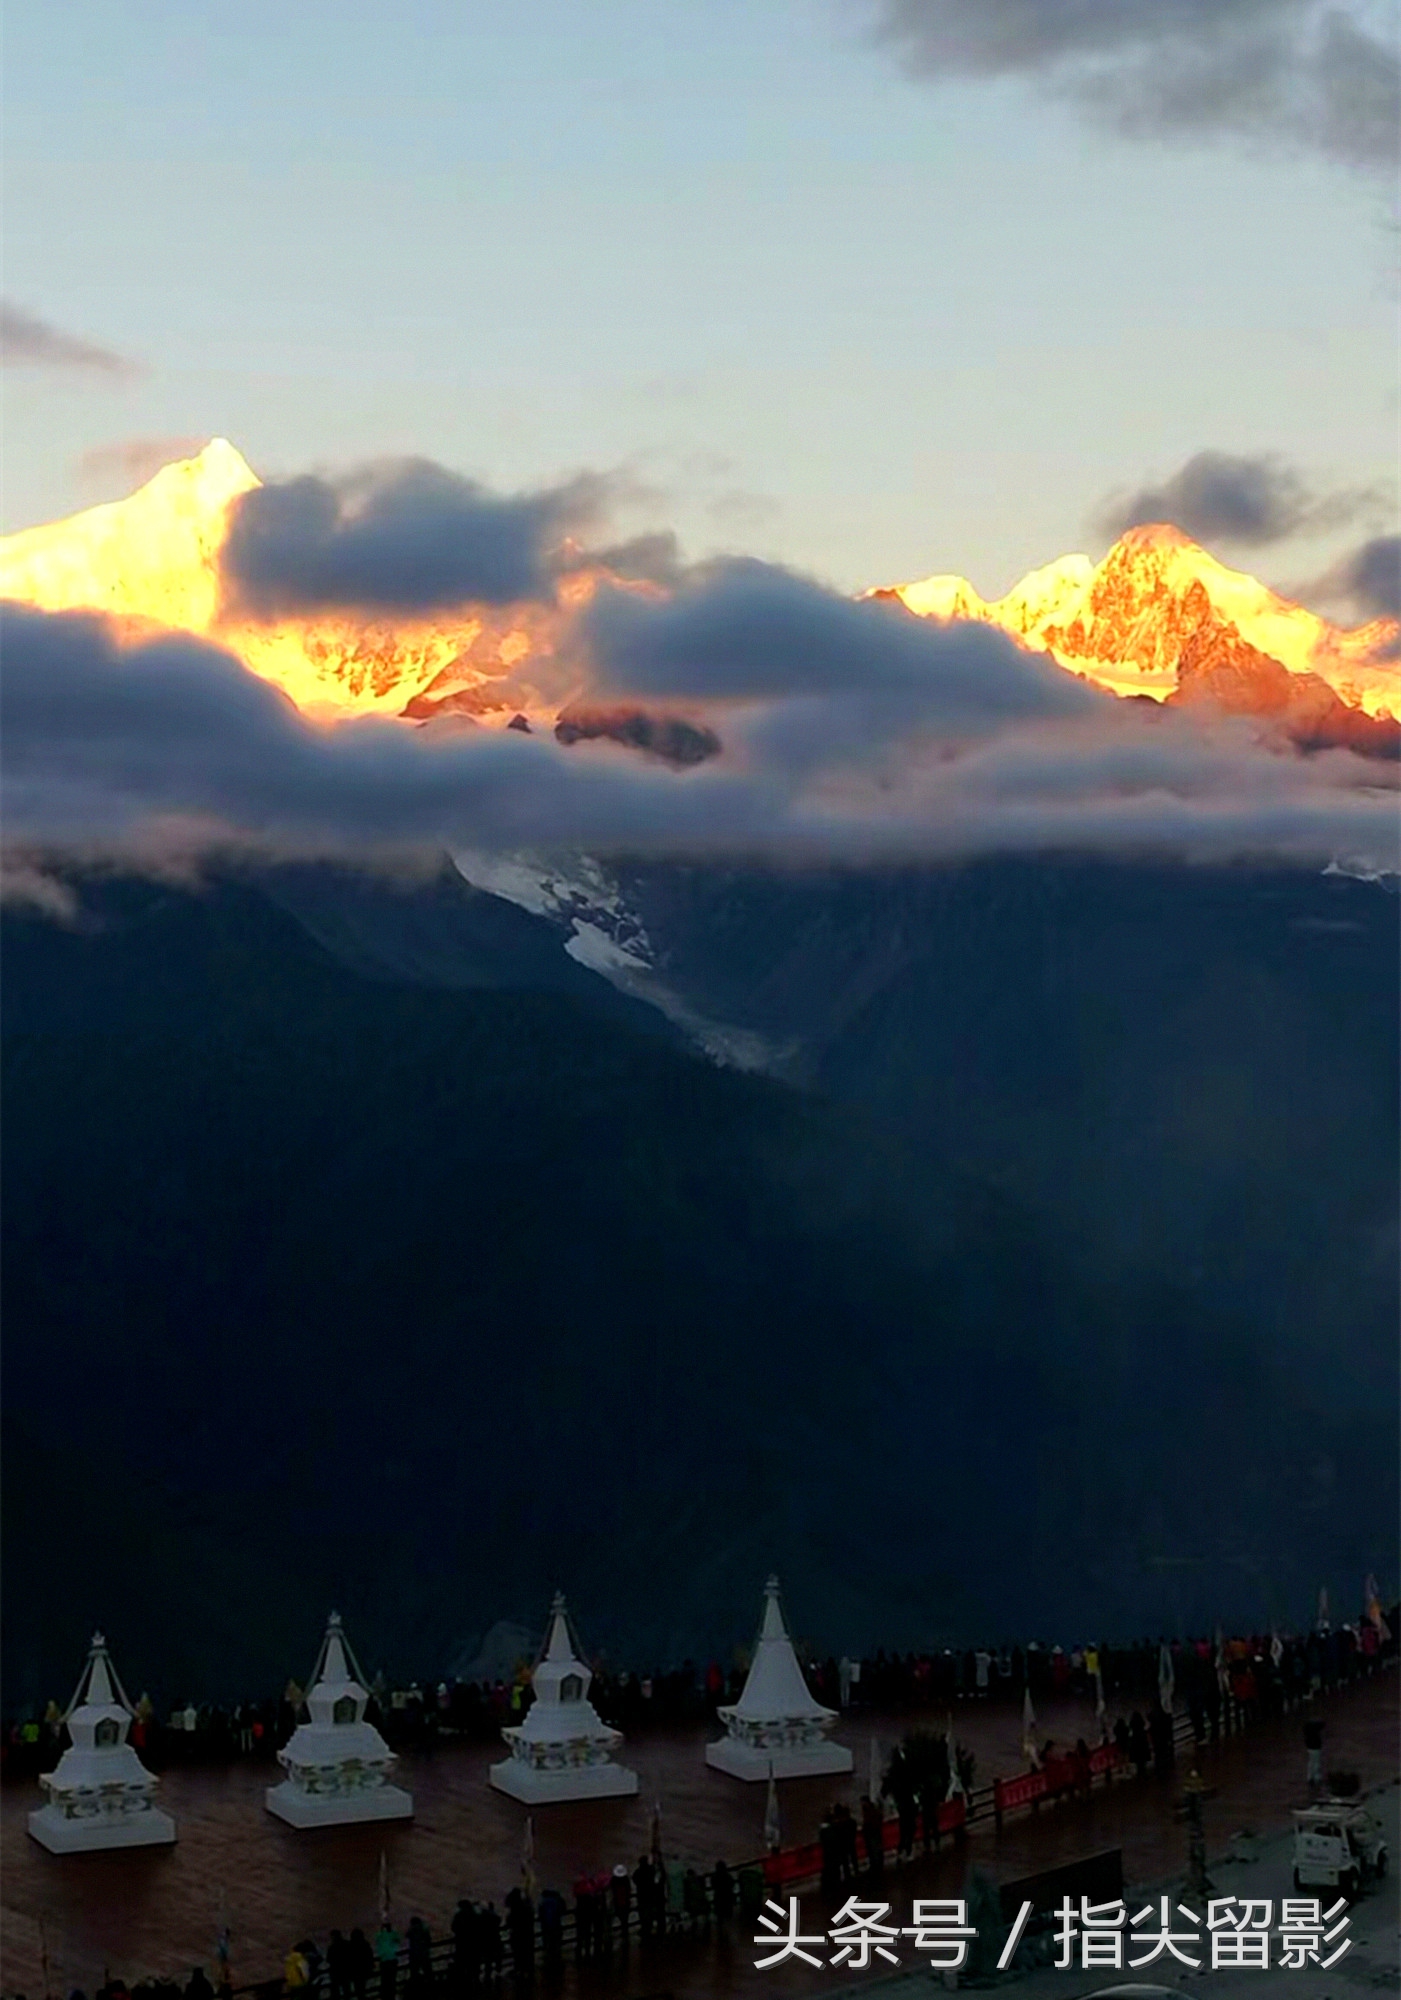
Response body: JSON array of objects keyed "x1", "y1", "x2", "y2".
[
  {"x1": 542, "y1": 1593, "x2": 574, "y2": 1664},
  {"x1": 314, "y1": 1610, "x2": 361, "y2": 1690},
  {"x1": 68, "y1": 1631, "x2": 126, "y2": 1717}
]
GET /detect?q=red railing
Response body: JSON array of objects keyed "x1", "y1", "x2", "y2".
[
  {"x1": 760, "y1": 1795, "x2": 968, "y2": 1888},
  {"x1": 993, "y1": 1744, "x2": 1123, "y2": 1820}
]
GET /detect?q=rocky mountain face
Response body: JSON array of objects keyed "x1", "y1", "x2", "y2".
[
  {"x1": 1168, "y1": 619, "x2": 1400, "y2": 757},
  {"x1": 884, "y1": 524, "x2": 1400, "y2": 734}
]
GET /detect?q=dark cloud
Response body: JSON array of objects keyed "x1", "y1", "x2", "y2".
[
  {"x1": 1298, "y1": 533, "x2": 1401, "y2": 625},
  {"x1": 1, "y1": 302, "x2": 140, "y2": 376},
  {"x1": 584, "y1": 557, "x2": 1099, "y2": 723},
  {"x1": 77, "y1": 436, "x2": 211, "y2": 494},
  {"x1": 1342, "y1": 534, "x2": 1401, "y2": 620},
  {"x1": 221, "y1": 460, "x2": 615, "y2": 617},
  {"x1": 872, "y1": 1, "x2": 1399, "y2": 171},
  {"x1": 3, "y1": 604, "x2": 1394, "y2": 873},
  {"x1": 559, "y1": 530, "x2": 686, "y2": 588},
  {"x1": 1096, "y1": 450, "x2": 1387, "y2": 548},
  {"x1": 0, "y1": 604, "x2": 775, "y2": 854}
]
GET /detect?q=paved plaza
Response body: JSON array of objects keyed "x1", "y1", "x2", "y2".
[{"x1": 2, "y1": 1673, "x2": 1395, "y2": 2000}]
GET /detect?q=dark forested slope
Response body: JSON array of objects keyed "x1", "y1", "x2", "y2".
[{"x1": 3, "y1": 865, "x2": 1394, "y2": 1705}]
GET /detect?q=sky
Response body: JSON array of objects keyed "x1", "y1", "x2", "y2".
[{"x1": 4, "y1": 0, "x2": 1397, "y2": 597}]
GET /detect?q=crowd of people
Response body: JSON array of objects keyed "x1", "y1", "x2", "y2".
[
  {"x1": 4, "y1": 1609, "x2": 1391, "y2": 1782},
  {"x1": 30, "y1": 1853, "x2": 773, "y2": 2000},
  {"x1": 5, "y1": 1607, "x2": 1393, "y2": 2000}
]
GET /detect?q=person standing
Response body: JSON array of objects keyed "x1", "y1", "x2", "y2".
[
  {"x1": 346, "y1": 1932, "x2": 373, "y2": 2000},
  {"x1": 404, "y1": 1919, "x2": 431, "y2": 2000},
  {"x1": 1303, "y1": 1712, "x2": 1325, "y2": 1789},
  {"x1": 818, "y1": 1809, "x2": 840, "y2": 1902},
  {"x1": 504, "y1": 1889, "x2": 534, "y2": 1983},
  {"x1": 861, "y1": 1795, "x2": 885, "y2": 1878},
  {"x1": 682, "y1": 1868, "x2": 709, "y2": 1934},
  {"x1": 840, "y1": 1802, "x2": 860, "y2": 1883},
  {"x1": 572, "y1": 1878, "x2": 594, "y2": 1963},
  {"x1": 631, "y1": 1857, "x2": 654, "y2": 1943},
  {"x1": 711, "y1": 1859, "x2": 735, "y2": 1929},
  {"x1": 327, "y1": 1933, "x2": 352, "y2": 2000},
  {"x1": 538, "y1": 1890, "x2": 564, "y2": 1973},
  {"x1": 609, "y1": 1864, "x2": 632, "y2": 1946},
  {"x1": 372, "y1": 1923, "x2": 399, "y2": 2000},
  {"x1": 449, "y1": 1901, "x2": 478, "y2": 1993},
  {"x1": 479, "y1": 1907, "x2": 502, "y2": 1986},
  {"x1": 1128, "y1": 1710, "x2": 1151, "y2": 1776}
]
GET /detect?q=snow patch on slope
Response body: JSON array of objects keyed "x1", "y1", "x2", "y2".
[{"x1": 450, "y1": 848, "x2": 780, "y2": 1070}]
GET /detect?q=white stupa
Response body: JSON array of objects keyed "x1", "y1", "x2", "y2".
[
  {"x1": 28, "y1": 1632, "x2": 177, "y2": 1852},
  {"x1": 707, "y1": 1576, "x2": 853, "y2": 1780},
  {"x1": 265, "y1": 1613, "x2": 413, "y2": 1827},
  {"x1": 489, "y1": 1594, "x2": 639, "y2": 1803}
]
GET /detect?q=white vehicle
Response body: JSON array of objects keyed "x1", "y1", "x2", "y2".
[{"x1": 1292, "y1": 1802, "x2": 1389, "y2": 1898}]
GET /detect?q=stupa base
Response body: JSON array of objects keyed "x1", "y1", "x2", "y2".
[
  {"x1": 264, "y1": 1783, "x2": 414, "y2": 1828},
  {"x1": 706, "y1": 1737, "x2": 854, "y2": 1782},
  {"x1": 489, "y1": 1759, "x2": 639, "y2": 1804},
  {"x1": 28, "y1": 1806, "x2": 177, "y2": 1853}
]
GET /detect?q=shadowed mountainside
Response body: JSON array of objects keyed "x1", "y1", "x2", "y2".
[{"x1": 2, "y1": 862, "x2": 1396, "y2": 1705}]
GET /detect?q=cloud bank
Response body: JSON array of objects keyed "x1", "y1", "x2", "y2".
[
  {"x1": 1096, "y1": 450, "x2": 1389, "y2": 548},
  {"x1": 584, "y1": 558, "x2": 1099, "y2": 716},
  {"x1": 221, "y1": 460, "x2": 617, "y2": 617},
  {"x1": 1327, "y1": 533, "x2": 1401, "y2": 620},
  {"x1": 1297, "y1": 532, "x2": 1401, "y2": 627},
  {"x1": 4, "y1": 600, "x2": 1395, "y2": 878},
  {"x1": 872, "y1": 0, "x2": 1400, "y2": 171}
]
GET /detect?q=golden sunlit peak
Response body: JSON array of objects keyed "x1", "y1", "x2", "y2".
[
  {"x1": 0, "y1": 439, "x2": 581, "y2": 724},
  {"x1": 0, "y1": 436, "x2": 261, "y2": 639},
  {"x1": 882, "y1": 527, "x2": 1401, "y2": 718},
  {"x1": 1111, "y1": 520, "x2": 1197, "y2": 553},
  {"x1": 144, "y1": 436, "x2": 260, "y2": 505}
]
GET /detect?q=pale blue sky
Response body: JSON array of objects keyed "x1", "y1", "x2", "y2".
[{"x1": 3, "y1": 0, "x2": 1394, "y2": 594}]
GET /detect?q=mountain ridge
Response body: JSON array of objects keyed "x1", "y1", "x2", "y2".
[
  {"x1": 2, "y1": 441, "x2": 1395, "y2": 739},
  {"x1": 878, "y1": 521, "x2": 1399, "y2": 723}
]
